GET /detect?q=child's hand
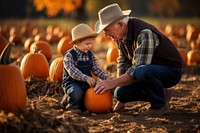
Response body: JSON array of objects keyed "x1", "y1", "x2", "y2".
[{"x1": 86, "y1": 77, "x2": 96, "y2": 87}]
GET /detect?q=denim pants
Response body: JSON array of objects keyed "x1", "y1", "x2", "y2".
[
  {"x1": 114, "y1": 64, "x2": 182, "y2": 109},
  {"x1": 63, "y1": 82, "x2": 88, "y2": 110}
]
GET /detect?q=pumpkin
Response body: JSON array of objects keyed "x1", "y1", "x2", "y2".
[
  {"x1": 106, "y1": 47, "x2": 118, "y2": 63},
  {"x1": 20, "y1": 46, "x2": 49, "y2": 79},
  {"x1": 46, "y1": 33, "x2": 59, "y2": 44},
  {"x1": 34, "y1": 34, "x2": 47, "y2": 42},
  {"x1": 24, "y1": 37, "x2": 35, "y2": 51},
  {"x1": 177, "y1": 48, "x2": 188, "y2": 65},
  {"x1": 30, "y1": 41, "x2": 52, "y2": 61},
  {"x1": 0, "y1": 43, "x2": 27, "y2": 111},
  {"x1": 57, "y1": 37, "x2": 72, "y2": 54},
  {"x1": 190, "y1": 40, "x2": 200, "y2": 50},
  {"x1": 49, "y1": 57, "x2": 63, "y2": 82},
  {"x1": 84, "y1": 88, "x2": 113, "y2": 113},
  {"x1": 9, "y1": 34, "x2": 23, "y2": 45},
  {"x1": 0, "y1": 34, "x2": 8, "y2": 54},
  {"x1": 187, "y1": 49, "x2": 200, "y2": 65}
]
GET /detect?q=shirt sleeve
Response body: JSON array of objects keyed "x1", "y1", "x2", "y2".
[
  {"x1": 91, "y1": 52, "x2": 109, "y2": 80},
  {"x1": 126, "y1": 29, "x2": 159, "y2": 78},
  {"x1": 63, "y1": 52, "x2": 88, "y2": 81},
  {"x1": 117, "y1": 45, "x2": 132, "y2": 77}
]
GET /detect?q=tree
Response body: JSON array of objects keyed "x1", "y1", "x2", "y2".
[{"x1": 33, "y1": 0, "x2": 82, "y2": 17}]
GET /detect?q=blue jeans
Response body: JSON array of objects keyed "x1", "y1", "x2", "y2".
[
  {"x1": 63, "y1": 82, "x2": 88, "y2": 110},
  {"x1": 114, "y1": 64, "x2": 182, "y2": 109}
]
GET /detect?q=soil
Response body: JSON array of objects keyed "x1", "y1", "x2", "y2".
[{"x1": 0, "y1": 43, "x2": 200, "y2": 133}]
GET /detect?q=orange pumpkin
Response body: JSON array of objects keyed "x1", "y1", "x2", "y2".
[
  {"x1": 20, "y1": 46, "x2": 49, "y2": 79},
  {"x1": 0, "y1": 34, "x2": 8, "y2": 54},
  {"x1": 24, "y1": 37, "x2": 35, "y2": 51},
  {"x1": 106, "y1": 47, "x2": 118, "y2": 63},
  {"x1": 57, "y1": 37, "x2": 73, "y2": 55},
  {"x1": 49, "y1": 57, "x2": 63, "y2": 82},
  {"x1": 84, "y1": 88, "x2": 113, "y2": 113},
  {"x1": 46, "y1": 33, "x2": 59, "y2": 44},
  {"x1": 9, "y1": 34, "x2": 23, "y2": 45},
  {"x1": 30, "y1": 41, "x2": 52, "y2": 61},
  {"x1": 0, "y1": 43, "x2": 27, "y2": 111},
  {"x1": 177, "y1": 48, "x2": 188, "y2": 65},
  {"x1": 187, "y1": 49, "x2": 200, "y2": 65}
]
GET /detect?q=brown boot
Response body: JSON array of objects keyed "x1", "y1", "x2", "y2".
[{"x1": 142, "y1": 89, "x2": 172, "y2": 116}]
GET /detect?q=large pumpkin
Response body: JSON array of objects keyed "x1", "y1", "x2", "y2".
[
  {"x1": 0, "y1": 43, "x2": 27, "y2": 111},
  {"x1": 84, "y1": 88, "x2": 113, "y2": 113},
  {"x1": 49, "y1": 57, "x2": 63, "y2": 82},
  {"x1": 106, "y1": 47, "x2": 118, "y2": 63},
  {"x1": 20, "y1": 46, "x2": 49, "y2": 79},
  {"x1": 30, "y1": 41, "x2": 52, "y2": 61}
]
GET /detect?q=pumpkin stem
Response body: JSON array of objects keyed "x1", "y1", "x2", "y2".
[
  {"x1": 32, "y1": 46, "x2": 40, "y2": 53},
  {"x1": 0, "y1": 43, "x2": 15, "y2": 65}
]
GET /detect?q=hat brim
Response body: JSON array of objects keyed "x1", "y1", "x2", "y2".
[
  {"x1": 69, "y1": 33, "x2": 98, "y2": 44},
  {"x1": 95, "y1": 10, "x2": 131, "y2": 33}
]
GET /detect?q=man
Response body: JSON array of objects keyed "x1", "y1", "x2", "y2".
[{"x1": 94, "y1": 3, "x2": 183, "y2": 116}]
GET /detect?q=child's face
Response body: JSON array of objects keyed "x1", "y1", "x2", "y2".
[{"x1": 75, "y1": 38, "x2": 94, "y2": 53}]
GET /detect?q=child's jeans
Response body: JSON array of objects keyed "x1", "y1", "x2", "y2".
[{"x1": 63, "y1": 82, "x2": 88, "y2": 110}]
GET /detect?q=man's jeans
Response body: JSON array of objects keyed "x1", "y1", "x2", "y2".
[{"x1": 114, "y1": 64, "x2": 182, "y2": 109}]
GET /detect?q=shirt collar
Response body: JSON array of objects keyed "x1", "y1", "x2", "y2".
[{"x1": 73, "y1": 46, "x2": 89, "y2": 55}]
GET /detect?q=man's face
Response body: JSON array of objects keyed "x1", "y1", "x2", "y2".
[{"x1": 104, "y1": 22, "x2": 124, "y2": 41}]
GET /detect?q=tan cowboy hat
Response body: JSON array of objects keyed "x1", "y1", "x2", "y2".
[
  {"x1": 70, "y1": 23, "x2": 98, "y2": 44},
  {"x1": 95, "y1": 3, "x2": 131, "y2": 33}
]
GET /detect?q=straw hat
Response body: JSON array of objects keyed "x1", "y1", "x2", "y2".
[
  {"x1": 70, "y1": 23, "x2": 98, "y2": 44},
  {"x1": 95, "y1": 3, "x2": 131, "y2": 33}
]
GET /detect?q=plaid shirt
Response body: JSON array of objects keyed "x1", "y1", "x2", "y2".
[
  {"x1": 63, "y1": 47, "x2": 108, "y2": 81},
  {"x1": 117, "y1": 29, "x2": 160, "y2": 77}
]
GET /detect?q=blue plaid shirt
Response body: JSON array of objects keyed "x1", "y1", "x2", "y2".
[
  {"x1": 63, "y1": 47, "x2": 109, "y2": 81},
  {"x1": 117, "y1": 29, "x2": 160, "y2": 77}
]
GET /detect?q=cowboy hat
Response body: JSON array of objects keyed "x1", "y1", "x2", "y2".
[
  {"x1": 95, "y1": 3, "x2": 131, "y2": 33},
  {"x1": 70, "y1": 23, "x2": 98, "y2": 44}
]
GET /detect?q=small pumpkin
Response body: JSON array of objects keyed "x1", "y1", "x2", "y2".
[
  {"x1": 30, "y1": 41, "x2": 52, "y2": 61},
  {"x1": 177, "y1": 48, "x2": 188, "y2": 65},
  {"x1": 84, "y1": 88, "x2": 113, "y2": 113},
  {"x1": 24, "y1": 37, "x2": 35, "y2": 51},
  {"x1": 0, "y1": 43, "x2": 27, "y2": 111},
  {"x1": 187, "y1": 49, "x2": 200, "y2": 65},
  {"x1": 57, "y1": 37, "x2": 72, "y2": 55},
  {"x1": 9, "y1": 34, "x2": 23, "y2": 45},
  {"x1": 20, "y1": 46, "x2": 49, "y2": 79},
  {"x1": 49, "y1": 57, "x2": 63, "y2": 82},
  {"x1": 106, "y1": 47, "x2": 118, "y2": 63}
]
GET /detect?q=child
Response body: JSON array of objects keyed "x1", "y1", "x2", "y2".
[{"x1": 60, "y1": 23, "x2": 111, "y2": 112}]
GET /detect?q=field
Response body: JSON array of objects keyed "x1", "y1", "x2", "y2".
[{"x1": 0, "y1": 18, "x2": 200, "y2": 132}]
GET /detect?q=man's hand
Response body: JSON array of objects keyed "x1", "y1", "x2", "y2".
[{"x1": 94, "y1": 80, "x2": 115, "y2": 94}]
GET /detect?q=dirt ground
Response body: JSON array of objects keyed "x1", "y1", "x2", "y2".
[{"x1": 0, "y1": 44, "x2": 200, "y2": 133}]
